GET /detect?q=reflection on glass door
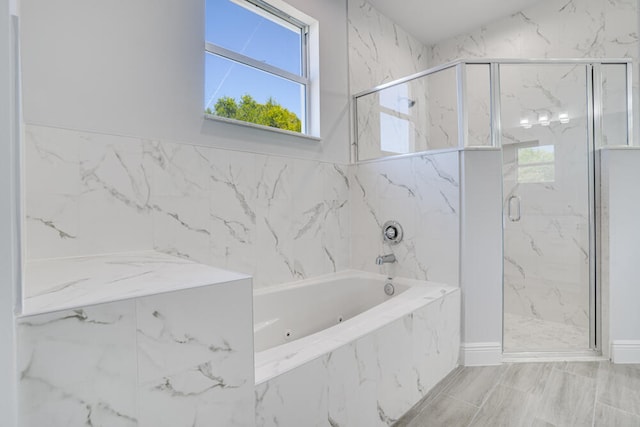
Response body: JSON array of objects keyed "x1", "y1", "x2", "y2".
[{"x1": 500, "y1": 64, "x2": 594, "y2": 353}]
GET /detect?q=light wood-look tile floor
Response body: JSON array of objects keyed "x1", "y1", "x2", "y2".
[{"x1": 394, "y1": 362, "x2": 640, "y2": 427}]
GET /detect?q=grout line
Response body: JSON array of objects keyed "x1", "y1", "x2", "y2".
[
  {"x1": 597, "y1": 401, "x2": 640, "y2": 419},
  {"x1": 463, "y1": 365, "x2": 510, "y2": 426},
  {"x1": 395, "y1": 365, "x2": 468, "y2": 426},
  {"x1": 440, "y1": 391, "x2": 482, "y2": 410}
]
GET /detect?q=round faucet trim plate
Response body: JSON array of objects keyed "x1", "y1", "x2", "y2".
[{"x1": 382, "y1": 220, "x2": 403, "y2": 245}]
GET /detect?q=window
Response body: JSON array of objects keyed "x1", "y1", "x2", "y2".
[
  {"x1": 204, "y1": 0, "x2": 310, "y2": 134},
  {"x1": 379, "y1": 84, "x2": 415, "y2": 154},
  {"x1": 517, "y1": 144, "x2": 555, "y2": 183}
]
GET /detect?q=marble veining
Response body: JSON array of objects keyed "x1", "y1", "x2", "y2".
[
  {"x1": 24, "y1": 124, "x2": 350, "y2": 290},
  {"x1": 347, "y1": 0, "x2": 429, "y2": 95}
]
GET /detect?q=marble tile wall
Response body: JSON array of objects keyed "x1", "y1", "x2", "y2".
[
  {"x1": 24, "y1": 124, "x2": 350, "y2": 289},
  {"x1": 350, "y1": 150, "x2": 460, "y2": 285},
  {"x1": 254, "y1": 289, "x2": 460, "y2": 426},
  {"x1": 17, "y1": 280, "x2": 255, "y2": 427},
  {"x1": 347, "y1": 0, "x2": 429, "y2": 95}
]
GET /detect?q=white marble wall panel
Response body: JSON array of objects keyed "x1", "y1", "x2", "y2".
[
  {"x1": 25, "y1": 125, "x2": 153, "y2": 259},
  {"x1": 18, "y1": 302, "x2": 138, "y2": 427},
  {"x1": 150, "y1": 142, "x2": 352, "y2": 289},
  {"x1": 17, "y1": 280, "x2": 255, "y2": 427},
  {"x1": 426, "y1": 66, "x2": 459, "y2": 150},
  {"x1": 136, "y1": 282, "x2": 254, "y2": 427},
  {"x1": 347, "y1": 0, "x2": 429, "y2": 95},
  {"x1": 350, "y1": 150, "x2": 460, "y2": 285},
  {"x1": 24, "y1": 124, "x2": 350, "y2": 289},
  {"x1": 254, "y1": 289, "x2": 460, "y2": 426},
  {"x1": 465, "y1": 64, "x2": 492, "y2": 147}
]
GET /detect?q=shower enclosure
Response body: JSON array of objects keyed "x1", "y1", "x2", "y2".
[{"x1": 354, "y1": 59, "x2": 633, "y2": 356}]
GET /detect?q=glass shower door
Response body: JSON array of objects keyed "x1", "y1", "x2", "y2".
[{"x1": 500, "y1": 64, "x2": 594, "y2": 353}]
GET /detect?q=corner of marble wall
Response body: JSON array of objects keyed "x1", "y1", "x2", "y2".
[{"x1": 347, "y1": 0, "x2": 430, "y2": 95}]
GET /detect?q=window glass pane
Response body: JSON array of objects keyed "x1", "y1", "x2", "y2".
[
  {"x1": 518, "y1": 164, "x2": 555, "y2": 183},
  {"x1": 205, "y1": 0, "x2": 302, "y2": 76},
  {"x1": 517, "y1": 145, "x2": 554, "y2": 165},
  {"x1": 517, "y1": 145, "x2": 555, "y2": 183},
  {"x1": 205, "y1": 53, "x2": 304, "y2": 132},
  {"x1": 380, "y1": 112, "x2": 412, "y2": 154}
]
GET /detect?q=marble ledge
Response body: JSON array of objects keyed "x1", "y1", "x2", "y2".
[{"x1": 22, "y1": 250, "x2": 251, "y2": 317}]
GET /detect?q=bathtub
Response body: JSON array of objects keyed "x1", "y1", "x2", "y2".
[{"x1": 254, "y1": 270, "x2": 460, "y2": 426}]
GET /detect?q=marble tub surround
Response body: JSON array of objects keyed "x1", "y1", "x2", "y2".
[
  {"x1": 350, "y1": 150, "x2": 460, "y2": 286},
  {"x1": 255, "y1": 286, "x2": 460, "y2": 426},
  {"x1": 254, "y1": 273, "x2": 459, "y2": 383},
  {"x1": 24, "y1": 124, "x2": 350, "y2": 289},
  {"x1": 22, "y1": 250, "x2": 249, "y2": 316},
  {"x1": 18, "y1": 273, "x2": 254, "y2": 427}
]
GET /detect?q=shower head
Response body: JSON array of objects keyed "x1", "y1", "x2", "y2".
[{"x1": 398, "y1": 97, "x2": 416, "y2": 108}]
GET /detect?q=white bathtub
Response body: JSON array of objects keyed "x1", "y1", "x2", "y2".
[{"x1": 254, "y1": 270, "x2": 461, "y2": 426}]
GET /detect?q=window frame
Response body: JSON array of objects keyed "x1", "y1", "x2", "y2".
[{"x1": 204, "y1": 0, "x2": 312, "y2": 134}]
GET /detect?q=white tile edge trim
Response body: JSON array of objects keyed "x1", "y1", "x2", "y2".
[
  {"x1": 610, "y1": 340, "x2": 640, "y2": 364},
  {"x1": 460, "y1": 342, "x2": 503, "y2": 366}
]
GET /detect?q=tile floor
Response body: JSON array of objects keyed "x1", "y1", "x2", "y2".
[
  {"x1": 394, "y1": 361, "x2": 640, "y2": 427},
  {"x1": 503, "y1": 313, "x2": 590, "y2": 352}
]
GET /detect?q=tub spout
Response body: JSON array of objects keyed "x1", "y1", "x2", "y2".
[{"x1": 375, "y1": 254, "x2": 396, "y2": 265}]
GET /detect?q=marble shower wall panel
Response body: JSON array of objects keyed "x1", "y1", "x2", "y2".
[
  {"x1": 17, "y1": 280, "x2": 255, "y2": 427},
  {"x1": 465, "y1": 64, "x2": 492, "y2": 147},
  {"x1": 429, "y1": 0, "x2": 639, "y2": 144},
  {"x1": 24, "y1": 125, "x2": 350, "y2": 289},
  {"x1": 254, "y1": 289, "x2": 461, "y2": 426},
  {"x1": 601, "y1": 64, "x2": 630, "y2": 147},
  {"x1": 426, "y1": 67, "x2": 459, "y2": 149},
  {"x1": 350, "y1": 150, "x2": 460, "y2": 285},
  {"x1": 347, "y1": 0, "x2": 429, "y2": 95}
]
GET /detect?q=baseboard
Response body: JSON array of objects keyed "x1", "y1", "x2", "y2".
[
  {"x1": 460, "y1": 342, "x2": 502, "y2": 366},
  {"x1": 610, "y1": 340, "x2": 640, "y2": 364}
]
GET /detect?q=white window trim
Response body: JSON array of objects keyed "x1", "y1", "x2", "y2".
[{"x1": 204, "y1": 0, "x2": 319, "y2": 138}]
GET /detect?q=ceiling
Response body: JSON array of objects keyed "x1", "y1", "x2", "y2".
[{"x1": 365, "y1": 0, "x2": 545, "y2": 45}]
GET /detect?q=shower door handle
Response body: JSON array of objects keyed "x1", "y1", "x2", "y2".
[{"x1": 507, "y1": 195, "x2": 521, "y2": 222}]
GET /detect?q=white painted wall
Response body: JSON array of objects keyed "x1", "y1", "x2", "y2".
[
  {"x1": 20, "y1": 0, "x2": 350, "y2": 164},
  {"x1": 459, "y1": 149, "x2": 503, "y2": 365},
  {"x1": 0, "y1": 0, "x2": 19, "y2": 423},
  {"x1": 600, "y1": 148, "x2": 640, "y2": 363}
]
